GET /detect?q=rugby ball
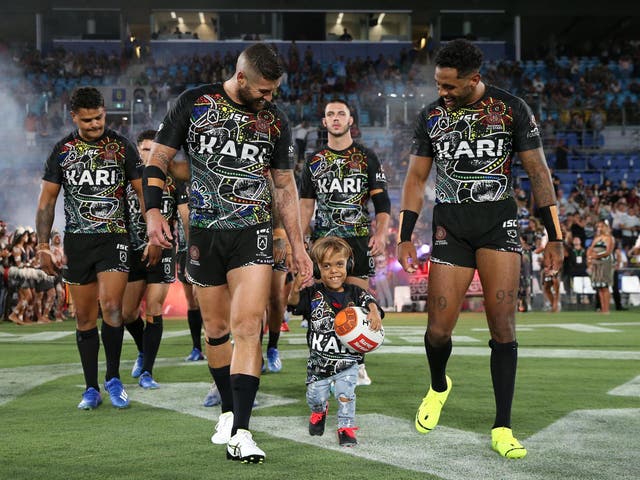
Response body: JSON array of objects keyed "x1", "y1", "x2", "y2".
[{"x1": 334, "y1": 306, "x2": 384, "y2": 353}]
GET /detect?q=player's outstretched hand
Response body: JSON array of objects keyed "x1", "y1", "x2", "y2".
[
  {"x1": 293, "y1": 248, "x2": 314, "y2": 288},
  {"x1": 543, "y1": 241, "x2": 564, "y2": 276},
  {"x1": 146, "y1": 209, "x2": 173, "y2": 249},
  {"x1": 397, "y1": 241, "x2": 418, "y2": 274}
]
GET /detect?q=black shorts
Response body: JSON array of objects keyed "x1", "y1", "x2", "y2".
[
  {"x1": 128, "y1": 248, "x2": 176, "y2": 284},
  {"x1": 62, "y1": 233, "x2": 129, "y2": 285},
  {"x1": 430, "y1": 198, "x2": 522, "y2": 269},
  {"x1": 344, "y1": 236, "x2": 375, "y2": 278},
  {"x1": 186, "y1": 223, "x2": 273, "y2": 287},
  {"x1": 176, "y1": 250, "x2": 190, "y2": 284}
]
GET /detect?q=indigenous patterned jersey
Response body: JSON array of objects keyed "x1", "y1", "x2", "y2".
[
  {"x1": 410, "y1": 85, "x2": 542, "y2": 204},
  {"x1": 299, "y1": 142, "x2": 387, "y2": 238},
  {"x1": 294, "y1": 283, "x2": 381, "y2": 383},
  {"x1": 126, "y1": 169, "x2": 188, "y2": 251},
  {"x1": 43, "y1": 129, "x2": 141, "y2": 234},
  {"x1": 155, "y1": 83, "x2": 295, "y2": 230}
]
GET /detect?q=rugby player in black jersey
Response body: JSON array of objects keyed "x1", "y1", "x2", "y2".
[
  {"x1": 143, "y1": 43, "x2": 313, "y2": 464},
  {"x1": 299, "y1": 98, "x2": 391, "y2": 386},
  {"x1": 35, "y1": 87, "x2": 143, "y2": 410},
  {"x1": 398, "y1": 39, "x2": 564, "y2": 459},
  {"x1": 122, "y1": 130, "x2": 189, "y2": 389}
]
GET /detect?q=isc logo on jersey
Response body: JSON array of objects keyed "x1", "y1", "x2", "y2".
[
  {"x1": 65, "y1": 169, "x2": 118, "y2": 186},
  {"x1": 317, "y1": 177, "x2": 363, "y2": 194}
]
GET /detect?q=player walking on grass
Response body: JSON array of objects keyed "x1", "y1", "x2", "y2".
[
  {"x1": 144, "y1": 43, "x2": 313, "y2": 464},
  {"x1": 398, "y1": 39, "x2": 563, "y2": 459},
  {"x1": 299, "y1": 98, "x2": 390, "y2": 386},
  {"x1": 288, "y1": 236, "x2": 383, "y2": 447},
  {"x1": 123, "y1": 130, "x2": 189, "y2": 389},
  {"x1": 35, "y1": 87, "x2": 143, "y2": 410}
]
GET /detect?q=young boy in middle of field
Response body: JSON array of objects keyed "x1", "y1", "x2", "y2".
[{"x1": 288, "y1": 236, "x2": 384, "y2": 447}]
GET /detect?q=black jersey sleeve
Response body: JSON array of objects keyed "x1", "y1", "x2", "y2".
[
  {"x1": 271, "y1": 108, "x2": 295, "y2": 170},
  {"x1": 42, "y1": 141, "x2": 64, "y2": 184},
  {"x1": 298, "y1": 156, "x2": 316, "y2": 199},
  {"x1": 511, "y1": 97, "x2": 543, "y2": 152},
  {"x1": 409, "y1": 108, "x2": 434, "y2": 157},
  {"x1": 350, "y1": 284, "x2": 385, "y2": 318},
  {"x1": 365, "y1": 147, "x2": 388, "y2": 191},
  {"x1": 155, "y1": 88, "x2": 199, "y2": 149},
  {"x1": 123, "y1": 138, "x2": 142, "y2": 180},
  {"x1": 292, "y1": 286, "x2": 312, "y2": 317}
]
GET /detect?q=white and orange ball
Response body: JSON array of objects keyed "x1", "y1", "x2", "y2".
[{"x1": 334, "y1": 306, "x2": 384, "y2": 353}]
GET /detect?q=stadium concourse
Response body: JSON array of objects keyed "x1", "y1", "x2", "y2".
[{"x1": 2, "y1": 37, "x2": 640, "y2": 322}]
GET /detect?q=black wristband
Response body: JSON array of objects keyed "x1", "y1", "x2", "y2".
[
  {"x1": 143, "y1": 186, "x2": 163, "y2": 211},
  {"x1": 399, "y1": 210, "x2": 419, "y2": 243},
  {"x1": 371, "y1": 191, "x2": 391, "y2": 215},
  {"x1": 539, "y1": 204, "x2": 563, "y2": 241},
  {"x1": 142, "y1": 165, "x2": 167, "y2": 211}
]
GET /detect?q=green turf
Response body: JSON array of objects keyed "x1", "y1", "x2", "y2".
[{"x1": 1, "y1": 309, "x2": 639, "y2": 480}]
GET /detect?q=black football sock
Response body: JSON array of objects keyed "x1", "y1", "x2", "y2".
[
  {"x1": 267, "y1": 330, "x2": 280, "y2": 350},
  {"x1": 141, "y1": 315, "x2": 163, "y2": 375},
  {"x1": 125, "y1": 316, "x2": 144, "y2": 353},
  {"x1": 230, "y1": 373, "x2": 260, "y2": 435},
  {"x1": 210, "y1": 365, "x2": 233, "y2": 413},
  {"x1": 489, "y1": 339, "x2": 518, "y2": 429},
  {"x1": 425, "y1": 332, "x2": 452, "y2": 392},
  {"x1": 76, "y1": 328, "x2": 100, "y2": 390},
  {"x1": 101, "y1": 322, "x2": 124, "y2": 381},
  {"x1": 187, "y1": 309, "x2": 203, "y2": 350}
]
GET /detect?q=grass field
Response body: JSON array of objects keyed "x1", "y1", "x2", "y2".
[{"x1": 1, "y1": 309, "x2": 639, "y2": 480}]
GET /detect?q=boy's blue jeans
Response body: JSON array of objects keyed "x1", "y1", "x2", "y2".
[{"x1": 306, "y1": 363, "x2": 357, "y2": 428}]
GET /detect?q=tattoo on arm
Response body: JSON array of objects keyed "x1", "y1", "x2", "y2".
[
  {"x1": 272, "y1": 169, "x2": 303, "y2": 243},
  {"x1": 520, "y1": 148, "x2": 557, "y2": 206},
  {"x1": 154, "y1": 151, "x2": 171, "y2": 171},
  {"x1": 36, "y1": 203, "x2": 55, "y2": 244}
]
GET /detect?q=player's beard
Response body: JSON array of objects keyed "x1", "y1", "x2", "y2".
[
  {"x1": 237, "y1": 85, "x2": 268, "y2": 113},
  {"x1": 328, "y1": 123, "x2": 351, "y2": 139},
  {"x1": 445, "y1": 83, "x2": 476, "y2": 110}
]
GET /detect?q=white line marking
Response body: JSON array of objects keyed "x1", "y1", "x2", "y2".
[
  {"x1": 608, "y1": 374, "x2": 640, "y2": 397},
  {"x1": 2, "y1": 365, "x2": 639, "y2": 479},
  {"x1": 0, "y1": 331, "x2": 75, "y2": 342}
]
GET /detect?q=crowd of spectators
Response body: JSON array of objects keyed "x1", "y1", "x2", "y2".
[
  {"x1": 514, "y1": 175, "x2": 640, "y2": 312},
  {"x1": 0, "y1": 222, "x2": 69, "y2": 324},
  {"x1": 2, "y1": 39, "x2": 640, "y2": 315}
]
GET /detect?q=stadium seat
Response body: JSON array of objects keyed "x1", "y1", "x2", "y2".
[
  {"x1": 566, "y1": 132, "x2": 579, "y2": 147},
  {"x1": 612, "y1": 154, "x2": 630, "y2": 169},
  {"x1": 359, "y1": 110, "x2": 371, "y2": 126},
  {"x1": 621, "y1": 275, "x2": 640, "y2": 294},
  {"x1": 555, "y1": 172, "x2": 575, "y2": 185},
  {"x1": 568, "y1": 155, "x2": 587, "y2": 170},
  {"x1": 607, "y1": 170, "x2": 628, "y2": 184},
  {"x1": 580, "y1": 172, "x2": 602, "y2": 185},
  {"x1": 394, "y1": 286, "x2": 412, "y2": 312}
]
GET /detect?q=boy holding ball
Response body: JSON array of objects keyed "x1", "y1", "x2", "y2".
[{"x1": 288, "y1": 236, "x2": 384, "y2": 446}]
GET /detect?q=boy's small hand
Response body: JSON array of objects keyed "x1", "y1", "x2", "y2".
[{"x1": 366, "y1": 304, "x2": 383, "y2": 331}]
